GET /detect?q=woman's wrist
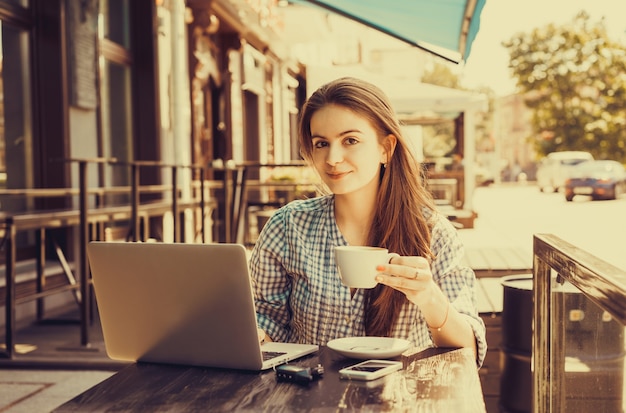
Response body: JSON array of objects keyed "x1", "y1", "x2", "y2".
[
  {"x1": 420, "y1": 285, "x2": 450, "y2": 331},
  {"x1": 426, "y1": 300, "x2": 450, "y2": 332}
]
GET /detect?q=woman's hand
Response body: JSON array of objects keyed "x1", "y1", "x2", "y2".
[
  {"x1": 257, "y1": 328, "x2": 272, "y2": 344},
  {"x1": 375, "y1": 255, "x2": 478, "y2": 356},
  {"x1": 375, "y1": 255, "x2": 438, "y2": 307}
]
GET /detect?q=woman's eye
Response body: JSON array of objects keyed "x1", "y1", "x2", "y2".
[
  {"x1": 344, "y1": 137, "x2": 359, "y2": 145},
  {"x1": 313, "y1": 140, "x2": 328, "y2": 149}
]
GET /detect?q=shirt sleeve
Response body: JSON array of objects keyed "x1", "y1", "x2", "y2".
[
  {"x1": 430, "y1": 214, "x2": 488, "y2": 367},
  {"x1": 249, "y1": 208, "x2": 293, "y2": 342}
]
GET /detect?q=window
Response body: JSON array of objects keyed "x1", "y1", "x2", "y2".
[
  {"x1": 0, "y1": 3, "x2": 33, "y2": 201},
  {"x1": 98, "y1": 0, "x2": 133, "y2": 189}
]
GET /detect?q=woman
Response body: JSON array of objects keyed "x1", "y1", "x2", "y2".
[{"x1": 250, "y1": 77, "x2": 486, "y2": 366}]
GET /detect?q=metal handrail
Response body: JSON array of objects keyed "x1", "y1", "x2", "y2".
[{"x1": 1, "y1": 158, "x2": 215, "y2": 358}]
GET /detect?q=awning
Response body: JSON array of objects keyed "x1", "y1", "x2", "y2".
[{"x1": 289, "y1": 0, "x2": 486, "y2": 64}]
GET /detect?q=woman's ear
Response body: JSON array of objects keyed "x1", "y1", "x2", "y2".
[{"x1": 381, "y1": 134, "x2": 397, "y2": 164}]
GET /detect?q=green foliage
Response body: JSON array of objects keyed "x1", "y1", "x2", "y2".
[
  {"x1": 421, "y1": 63, "x2": 462, "y2": 89},
  {"x1": 503, "y1": 11, "x2": 626, "y2": 162},
  {"x1": 421, "y1": 64, "x2": 496, "y2": 154}
]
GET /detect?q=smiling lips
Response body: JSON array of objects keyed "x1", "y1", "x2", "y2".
[{"x1": 326, "y1": 171, "x2": 350, "y2": 180}]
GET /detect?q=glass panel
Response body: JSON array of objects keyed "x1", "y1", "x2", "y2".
[
  {"x1": 100, "y1": 0, "x2": 130, "y2": 48},
  {"x1": 100, "y1": 59, "x2": 133, "y2": 204},
  {"x1": 0, "y1": 21, "x2": 33, "y2": 209},
  {"x1": 553, "y1": 281, "x2": 625, "y2": 412}
]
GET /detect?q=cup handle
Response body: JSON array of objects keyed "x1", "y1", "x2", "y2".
[{"x1": 387, "y1": 253, "x2": 400, "y2": 263}]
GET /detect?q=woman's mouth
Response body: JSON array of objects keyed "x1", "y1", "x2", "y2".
[{"x1": 326, "y1": 171, "x2": 349, "y2": 180}]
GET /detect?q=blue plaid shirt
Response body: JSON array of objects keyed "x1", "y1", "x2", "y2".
[{"x1": 250, "y1": 195, "x2": 487, "y2": 366}]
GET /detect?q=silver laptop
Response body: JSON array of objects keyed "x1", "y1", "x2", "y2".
[{"x1": 87, "y1": 241, "x2": 318, "y2": 370}]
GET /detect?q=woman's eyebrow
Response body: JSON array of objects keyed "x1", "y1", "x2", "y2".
[{"x1": 311, "y1": 129, "x2": 362, "y2": 139}]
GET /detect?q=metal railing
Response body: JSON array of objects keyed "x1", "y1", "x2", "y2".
[
  {"x1": 533, "y1": 233, "x2": 626, "y2": 412},
  {"x1": 1, "y1": 158, "x2": 218, "y2": 358}
]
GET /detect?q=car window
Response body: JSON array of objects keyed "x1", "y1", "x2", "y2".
[
  {"x1": 561, "y1": 159, "x2": 589, "y2": 166},
  {"x1": 579, "y1": 161, "x2": 622, "y2": 173}
]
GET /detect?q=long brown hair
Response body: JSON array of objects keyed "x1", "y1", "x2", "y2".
[{"x1": 298, "y1": 77, "x2": 436, "y2": 336}]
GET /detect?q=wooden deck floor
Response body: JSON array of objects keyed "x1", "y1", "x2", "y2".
[{"x1": 462, "y1": 245, "x2": 532, "y2": 279}]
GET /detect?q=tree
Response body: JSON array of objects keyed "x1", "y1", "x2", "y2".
[
  {"x1": 503, "y1": 12, "x2": 626, "y2": 162},
  {"x1": 422, "y1": 64, "x2": 496, "y2": 160},
  {"x1": 421, "y1": 62, "x2": 462, "y2": 89}
]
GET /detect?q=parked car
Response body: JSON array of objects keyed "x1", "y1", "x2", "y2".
[
  {"x1": 564, "y1": 160, "x2": 626, "y2": 201},
  {"x1": 536, "y1": 151, "x2": 594, "y2": 192}
]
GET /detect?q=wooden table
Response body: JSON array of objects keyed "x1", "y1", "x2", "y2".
[{"x1": 54, "y1": 346, "x2": 485, "y2": 412}]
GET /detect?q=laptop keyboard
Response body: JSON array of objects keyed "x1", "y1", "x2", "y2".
[{"x1": 262, "y1": 351, "x2": 287, "y2": 361}]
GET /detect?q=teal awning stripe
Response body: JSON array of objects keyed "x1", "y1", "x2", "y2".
[{"x1": 290, "y1": 0, "x2": 486, "y2": 64}]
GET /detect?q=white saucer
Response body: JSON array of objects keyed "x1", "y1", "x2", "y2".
[{"x1": 327, "y1": 337, "x2": 411, "y2": 359}]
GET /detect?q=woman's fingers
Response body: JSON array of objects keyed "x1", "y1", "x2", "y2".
[
  {"x1": 379, "y1": 256, "x2": 431, "y2": 280},
  {"x1": 374, "y1": 255, "x2": 437, "y2": 306}
]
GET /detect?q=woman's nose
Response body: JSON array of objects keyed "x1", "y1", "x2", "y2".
[{"x1": 326, "y1": 144, "x2": 344, "y2": 166}]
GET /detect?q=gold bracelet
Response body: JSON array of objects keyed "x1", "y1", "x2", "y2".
[{"x1": 427, "y1": 301, "x2": 450, "y2": 332}]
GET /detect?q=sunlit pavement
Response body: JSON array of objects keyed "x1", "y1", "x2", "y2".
[
  {"x1": 462, "y1": 182, "x2": 626, "y2": 270},
  {"x1": 1, "y1": 370, "x2": 114, "y2": 413}
]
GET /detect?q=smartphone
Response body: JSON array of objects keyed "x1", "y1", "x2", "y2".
[{"x1": 339, "y1": 359, "x2": 403, "y2": 381}]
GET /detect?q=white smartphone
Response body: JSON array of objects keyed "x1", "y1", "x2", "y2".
[{"x1": 338, "y1": 359, "x2": 403, "y2": 381}]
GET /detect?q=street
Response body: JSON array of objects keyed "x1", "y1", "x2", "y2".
[{"x1": 460, "y1": 183, "x2": 626, "y2": 270}]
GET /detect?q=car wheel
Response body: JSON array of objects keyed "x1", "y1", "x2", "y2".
[{"x1": 610, "y1": 184, "x2": 619, "y2": 200}]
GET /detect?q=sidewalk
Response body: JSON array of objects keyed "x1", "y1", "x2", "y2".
[
  {"x1": 1, "y1": 370, "x2": 114, "y2": 413},
  {"x1": 1, "y1": 306, "x2": 127, "y2": 413}
]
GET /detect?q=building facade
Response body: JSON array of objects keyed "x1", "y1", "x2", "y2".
[{"x1": 0, "y1": 0, "x2": 306, "y2": 254}]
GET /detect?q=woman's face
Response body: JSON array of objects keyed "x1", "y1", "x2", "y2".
[{"x1": 309, "y1": 104, "x2": 388, "y2": 196}]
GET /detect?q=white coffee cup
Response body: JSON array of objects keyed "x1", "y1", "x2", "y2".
[{"x1": 335, "y1": 246, "x2": 397, "y2": 289}]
